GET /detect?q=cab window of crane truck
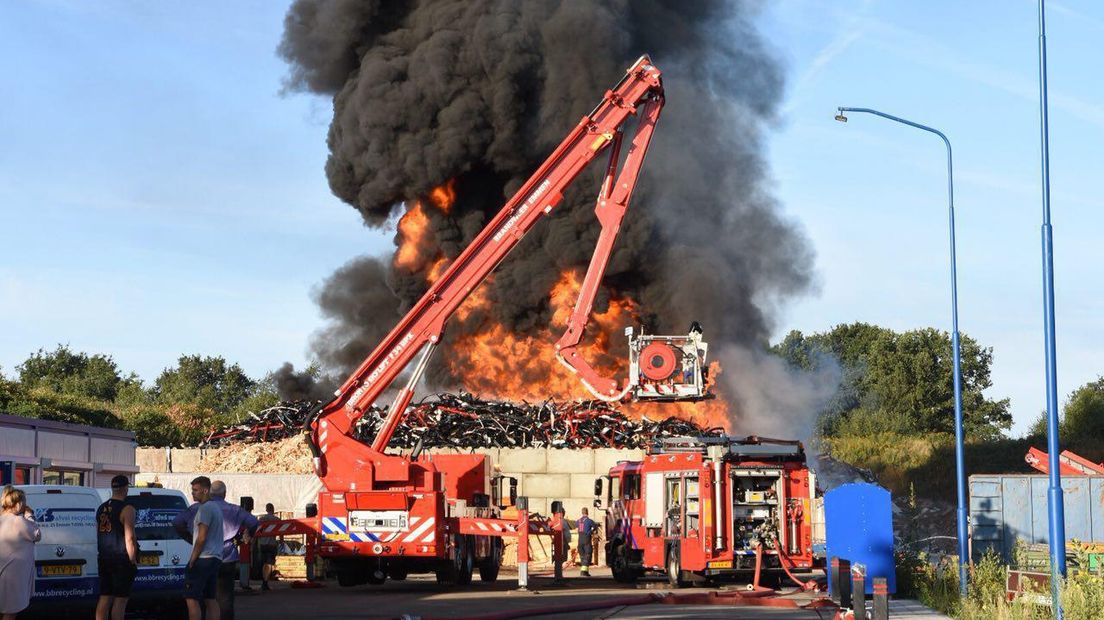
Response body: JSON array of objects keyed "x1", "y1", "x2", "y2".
[{"x1": 623, "y1": 473, "x2": 640, "y2": 500}]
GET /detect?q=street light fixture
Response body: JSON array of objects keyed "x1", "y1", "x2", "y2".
[
  {"x1": 1037, "y1": 1, "x2": 1066, "y2": 614},
  {"x1": 834, "y1": 106, "x2": 969, "y2": 597}
]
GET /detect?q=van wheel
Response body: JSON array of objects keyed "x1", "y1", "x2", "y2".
[{"x1": 666, "y1": 549, "x2": 689, "y2": 588}]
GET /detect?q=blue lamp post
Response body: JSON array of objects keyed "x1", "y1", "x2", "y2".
[
  {"x1": 1037, "y1": 1, "x2": 1066, "y2": 614},
  {"x1": 834, "y1": 107, "x2": 969, "y2": 597}
]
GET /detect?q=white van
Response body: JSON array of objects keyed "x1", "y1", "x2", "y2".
[
  {"x1": 95, "y1": 486, "x2": 191, "y2": 604},
  {"x1": 19, "y1": 485, "x2": 100, "y2": 611}
]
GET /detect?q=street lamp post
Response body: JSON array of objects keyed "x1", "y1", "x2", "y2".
[
  {"x1": 1037, "y1": 1, "x2": 1066, "y2": 614},
  {"x1": 834, "y1": 107, "x2": 969, "y2": 597}
]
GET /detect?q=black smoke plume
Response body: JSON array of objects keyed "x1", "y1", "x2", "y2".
[{"x1": 276, "y1": 0, "x2": 818, "y2": 422}]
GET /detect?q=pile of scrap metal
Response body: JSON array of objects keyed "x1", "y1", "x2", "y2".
[{"x1": 201, "y1": 392, "x2": 724, "y2": 450}]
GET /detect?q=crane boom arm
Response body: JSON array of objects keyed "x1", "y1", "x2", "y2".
[{"x1": 309, "y1": 56, "x2": 664, "y2": 490}]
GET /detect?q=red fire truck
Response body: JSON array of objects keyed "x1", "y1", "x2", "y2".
[
  {"x1": 283, "y1": 56, "x2": 721, "y2": 587},
  {"x1": 596, "y1": 435, "x2": 820, "y2": 586}
]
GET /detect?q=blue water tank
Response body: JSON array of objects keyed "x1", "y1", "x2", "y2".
[{"x1": 825, "y1": 483, "x2": 896, "y2": 594}]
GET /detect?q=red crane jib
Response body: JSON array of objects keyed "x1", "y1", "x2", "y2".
[{"x1": 308, "y1": 56, "x2": 665, "y2": 492}]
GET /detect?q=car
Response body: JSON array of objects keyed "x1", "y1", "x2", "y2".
[{"x1": 19, "y1": 485, "x2": 101, "y2": 614}]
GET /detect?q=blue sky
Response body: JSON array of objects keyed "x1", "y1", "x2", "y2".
[{"x1": 1, "y1": 1, "x2": 1100, "y2": 436}]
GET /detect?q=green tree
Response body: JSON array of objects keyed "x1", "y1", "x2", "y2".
[
  {"x1": 773, "y1": 323, "x2": 1011, "y2": 439},
  {"x1": 17, "y1": 345, "x2": 124, "y2": 401},
  {"x1": 0, "y1": 375, "x2": 121, "y2": 428},
  {"x1": 1029, "y1": 378, "x2": 1104, "y2": 454},
  {"x1": 153, "y1": 355, "x2": 255, "y2": 415}
]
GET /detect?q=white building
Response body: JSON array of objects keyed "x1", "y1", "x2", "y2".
[{"x1": 0, "y1": 413, "x2": 138, "y2": 486}]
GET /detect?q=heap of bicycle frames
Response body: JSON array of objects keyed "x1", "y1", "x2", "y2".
[{"x1": 202, "y1": 392, "x2": 724, "y2": 450}]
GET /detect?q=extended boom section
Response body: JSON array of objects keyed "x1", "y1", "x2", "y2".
[{"x1": 308, "y1": 56, "x2": 664, "y2": 489}]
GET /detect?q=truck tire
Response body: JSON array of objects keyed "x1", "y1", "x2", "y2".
[
  {"x1": 336, "y1": 567, "x2": 361, "y2": 587},
  {"x1": 388, "y1": 568, "x2": 409, "y2": 581},
  {"x1": 478, "y1": 538, "x2": 503, "y2": 582},
  {"x1": 666, "y1": 548, "x2": 689, "y2": 588},
  {"x1": 436, "y1": 534, "x2": 471, "y2": 586},
  {"x1": 456, "y1": 535, "x2": 475, "y2": 585},
  {"x1": 610, "y1": 542, "x2": 637, "y2": 584}
]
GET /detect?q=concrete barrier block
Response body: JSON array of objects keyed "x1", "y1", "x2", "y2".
[
  {"x1": 547, "y1": 449, "x2": 593, "y2": 473},
  {"x1": 571, "y1": 473, "x2": 599, "y2": 499},
  {"x1": 136, "y1": 448, "x2": 167, "y2": 473},
  {"x1": 592, "y1": 448, "x2": 643, "y2": 474},
  {"x1": 521, "y1": 473, "x2": 569, "y2": 498},
  {"x1": 170, "y1": 449, "x2": 203, "y2": 473},
  {"x1": 497, "y1": 448, "x2": 547, "y2": 473}
]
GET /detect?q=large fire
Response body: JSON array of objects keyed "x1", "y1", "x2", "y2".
[{"x1": 394, "y1": 182, "x2": 732, "y2": 430}]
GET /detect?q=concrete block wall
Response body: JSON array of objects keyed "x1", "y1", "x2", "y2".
[{"x1": 136, "y1": 446, "x2": 642, "y2": 520}]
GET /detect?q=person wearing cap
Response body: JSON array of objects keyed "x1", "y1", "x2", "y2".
[{"x1": 95, "y1": 475, "x2": 138, "y2": 620}]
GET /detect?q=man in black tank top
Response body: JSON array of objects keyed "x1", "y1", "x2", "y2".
[{"x1": 96, "y1": 474, "x2": 138, "y2": 620}]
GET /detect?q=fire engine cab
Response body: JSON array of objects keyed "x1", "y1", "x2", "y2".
[{"x1": 596, "y1": 435, "x2": 819, "y2": 586}]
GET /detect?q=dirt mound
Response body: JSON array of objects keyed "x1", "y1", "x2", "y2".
[{"x1": 197, "y1": 435, "x2": 313, "y2": 473}]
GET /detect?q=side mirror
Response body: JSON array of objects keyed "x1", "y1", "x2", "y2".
[
  {"x1": 594, "y1": 478, "x2": 604, "y2": 497},
  {"x1": 509, "y1": 477, "x2": 518, "y2": 507},
  {"x1": 305, "y1": 503, "x2": 318, "y2": 518}
]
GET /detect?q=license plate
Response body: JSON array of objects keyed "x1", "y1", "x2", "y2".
[
  {"x1": 708, "y1": 560, "x2": 733, "y2": 569},
  {"x1": 40, "y1": 564, "x2": 82, "y2": 577},
  {"x1": 139, "y1": 554, "x2": 160, "y2": 566}
]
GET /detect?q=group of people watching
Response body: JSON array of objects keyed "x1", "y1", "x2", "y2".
[{"x1": 0, "y1": 477, "x2": 282, "y2": 620}]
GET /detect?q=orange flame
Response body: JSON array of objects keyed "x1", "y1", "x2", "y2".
[
  {"x1": 401, "y1": 181, "x2": 732, "y2": 431},
  {"x1": 440, "y1": 269, "x2": 732, "y2": 430},
  {"x1": 395, "y1": 202, "x2": 431, "y2": 270},
  {"x1": 428, "y1": 179, "x2": 456, "y2": 214}
]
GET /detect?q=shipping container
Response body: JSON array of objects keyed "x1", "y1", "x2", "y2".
[{"x1": 969, "y1": 474, "x2": 1104, "y2": 563}]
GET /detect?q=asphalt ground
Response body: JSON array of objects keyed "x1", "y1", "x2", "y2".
[{"x1": 234, "y1": 567, "x2": 838, "y2": 620}]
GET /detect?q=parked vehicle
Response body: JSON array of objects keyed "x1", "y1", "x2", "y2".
[
  {"x1": 20, "y1": 485, "x2": 100, "y2": 612},
  {"x1": 95, "y1": 485, "x2": 191, "y2": 604}
]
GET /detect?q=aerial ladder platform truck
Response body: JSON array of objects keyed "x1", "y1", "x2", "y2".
[{"x1": 264, "y1": 56, "x2": 718, "y2": 587}]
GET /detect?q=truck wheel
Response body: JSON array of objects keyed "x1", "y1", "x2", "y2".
[
  {"x1": 478, "y1": 539, "x2": 503, "y2": 582},
  {"x1": 435, "y1": 534, "x2": 468, "y2": 586},
  {"x1": 666, "y1": 549, "x2": 688, "y2": 588},
  {"x1": 610, "y1": 543, "x2": 637, "y2": 584},
  {"x1": 457, "y1": 535, "x2": 475, "y2": 585},
  {"x1": 336, "y1": 568, "x2": 360, "y2": 587},
  {"x1": 388, "y1": 568, "x2": 409, "y2": 581}
]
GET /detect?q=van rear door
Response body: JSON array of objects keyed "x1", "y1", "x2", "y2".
[
  {"x1": 128, "y1": 490, "x2": 190, "y2": 595},
  {"x1": 22, "y1": 485, "x2": 100, "y2": 606}
]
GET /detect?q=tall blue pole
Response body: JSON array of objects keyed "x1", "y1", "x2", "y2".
[
  {"x1": 835, "y1": 107, "x2": 968, "y2": 597},
  {"x1": 1037, "y1": 0, "x2": 1066, "y2": 614}
]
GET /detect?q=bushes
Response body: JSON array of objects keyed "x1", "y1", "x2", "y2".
[{"x1": 898, "y1": 548, "x2": 1104, "y2": 619}]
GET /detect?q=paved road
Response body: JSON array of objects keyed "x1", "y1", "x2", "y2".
[{"x1": 235, "y1": 568, "x2": 830, "y2": 620}]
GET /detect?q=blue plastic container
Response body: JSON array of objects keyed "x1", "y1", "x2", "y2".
[{"x1": 825, "y1": 482, "x2": 896, "y2": 594}]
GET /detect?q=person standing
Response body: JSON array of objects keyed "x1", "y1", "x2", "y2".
[
  {"x1": 575, "y1": 507, "x2": 595, "y2": 577},
  {"x1": 173, "y1": 480, "x2": 257, "y2": 619},
  {"x1": 0, "y1": 486, "x2": 41, "y2": 620},
  {"x1": 256, "y1": 503, "x2": 280, "y2": 591},
  {"x1": 183, "y1": 476, "x2": 223, "y2": 620},
  {"x1": 95, "y1": 475, "x2": 138, "y2": 620}
]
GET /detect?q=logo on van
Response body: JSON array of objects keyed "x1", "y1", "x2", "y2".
[{"x1": 55, "y1": 546, "x2": 65, "y2": 557}]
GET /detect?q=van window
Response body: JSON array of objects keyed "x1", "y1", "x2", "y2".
[{"x1": 128, "y1": 494, "x2": 188, "y2": 541}]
